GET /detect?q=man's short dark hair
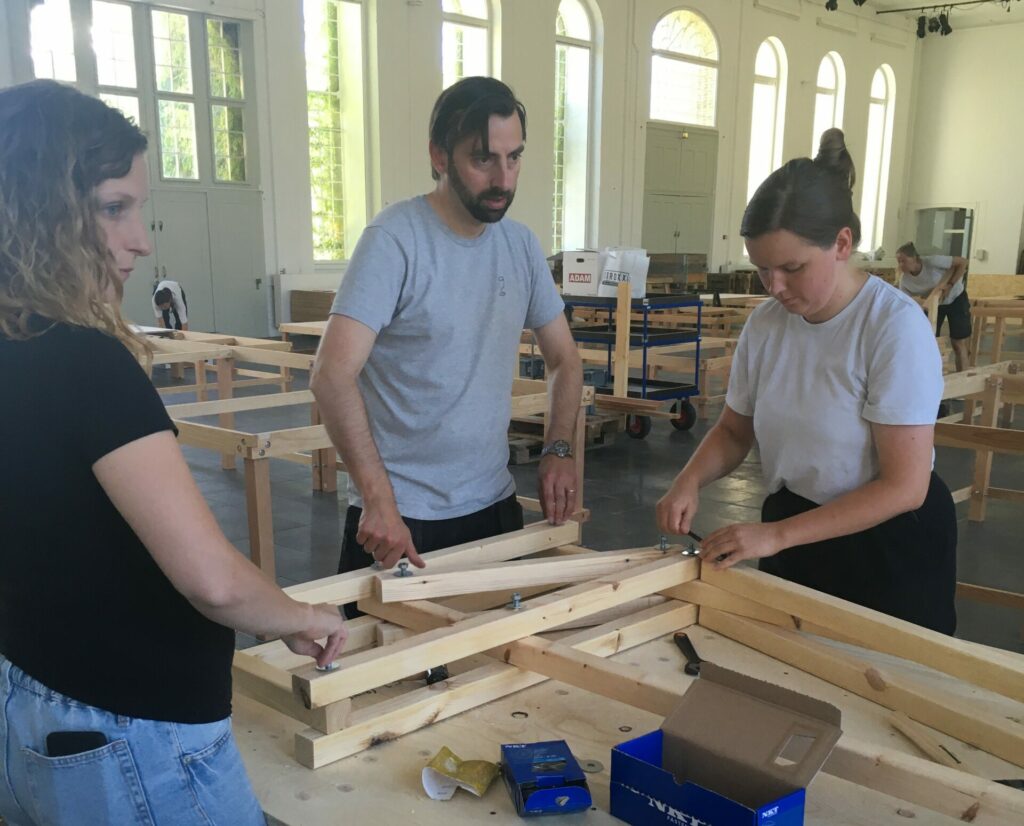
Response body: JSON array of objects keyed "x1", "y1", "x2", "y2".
[
  {"x1": 897, "y1": 241, "x2": 920, "y2": 259},
  {"x1": 428, "y1": 76, "x2": 527, "y2": 180},
  {"x1": 154, "y1": 288, "x2": 173, "y2": 306}
]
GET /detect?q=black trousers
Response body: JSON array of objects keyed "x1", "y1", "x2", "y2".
[
  {"x1": 758, "y1": 472, "x2": 957, "y2": 634},
  {"x1": 338, "y1": 492, "x2": 524, "y2": 618},
  {"x1": 937, "y1": 289, "x2": 972, "y2": 340}
]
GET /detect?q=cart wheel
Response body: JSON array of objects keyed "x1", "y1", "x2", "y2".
[
  {"x1": 626, "y1": 415, "x2": 652, "y2": 439},
  {"x1": 670, "y1": 400, "x2": 697, "y2": 431}
]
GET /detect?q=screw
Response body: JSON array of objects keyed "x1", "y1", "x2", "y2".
[
  {"x1": 393, "y1": 561, "x2": 413, "y2": 577},
  {"x1": 371, "y1": 560, "x2": 383, "y2": 571},
  {"x1": 315, "y1": 661, "x2": 338, "y2": 672},
  {"x1": 658, "y1": 535, "x2": 669, "y2": 551},
  {"x1": 508, "y1": 592, "x2": 522, "y2": 610}
]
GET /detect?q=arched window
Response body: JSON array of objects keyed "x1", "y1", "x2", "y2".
[
  {"x1": 552, "y1": 0, "x2": 594, "y2": 252},
  {"x1": 811, "y1": 51, "x2": 845, "y2": 154},
  {"x1": 442, "y1": 0, "x2": 490, "y2": 89},
  {"x1": 746, "y1": 37, "x2": 787, "y2": 203},
  {"x1": 304, "y1": 0, "x2": 368, "y2": 260},
  {"x1": 860, "y1": 65, "x2": 896, "y2": 252},
  {"x1": 649, "y1": 9, "x2": 718, "y2": 127}
]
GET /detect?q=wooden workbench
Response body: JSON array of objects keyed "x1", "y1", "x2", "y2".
[{"x1": 234, "y1": 624, "x2": 1022, "y2": 825}]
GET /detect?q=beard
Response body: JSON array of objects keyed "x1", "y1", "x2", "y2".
[{"x1": 448, "y1": 162, "x2": 515, "y2": 224}]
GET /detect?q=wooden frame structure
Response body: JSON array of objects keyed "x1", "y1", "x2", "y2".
[
  {"x1": 970, "y1": 299, "x2": 1024, "y2": 368},
  {"x1": 152, "y1": 335, "x2": 593, "y2": 578},
  {"x1": 231, "y1": 524, "x2": 1024, "y2": 823}
]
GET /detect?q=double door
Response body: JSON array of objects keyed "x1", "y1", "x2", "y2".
[{"x1": 121, "y1": 188, "x2": 266, "y2": 336}]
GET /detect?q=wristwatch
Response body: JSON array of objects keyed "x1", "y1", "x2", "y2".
[{"x1": 540, "y1": 439, "x2": 573, "y2": 459}]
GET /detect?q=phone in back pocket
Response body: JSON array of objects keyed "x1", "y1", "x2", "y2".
[{"x1": 46, "y1": 730, "x2": 108, "y2": 757}]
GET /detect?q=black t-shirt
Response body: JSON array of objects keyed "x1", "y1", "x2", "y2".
[{"x1": 0, "y1": 324, "x2": 234, "y2": 722}]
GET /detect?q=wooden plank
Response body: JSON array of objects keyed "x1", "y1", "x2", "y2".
[
  {"x1": 244, "y1": 457, "x2": 275, "y2": 578},
  {"x1": 295, "y1": 556, "x2": 700, "y2": 708},
  {"x1": 250, "y1": 425, "x2": 333, "y2": 458},
  {"x1": 700, "y1": 566, "x2": 1024, "y2": 703},
  {"x1": 229, "y1": 346, "x2": 316, "y2": 370},
  {"x1": 971, "y1": 379, "x2": 1003, "y2": 522},
  {"x1": 986, "y1": 486, "x2": 1024, "y2": 505},
  {"x1": 217, "y1": 357, "x2": 236, "y2": 469},
  {"x1": 956, "y1": 583, "x2": 1024, "y2": 612},
  {"x1": 509, "y1": 391, "x2": 550, "y2": 419},
  {"x1": 888, "y1": 711, "x2": 969, "y2": 771},
  {"x1": 950, "y1": 484, "x2": 973, "y2": 503},
  {"x1": 167, "y1": 389, "x2": 314, "y2": 419},
  {"x1": 376, "y1": 547, "x2": 669, "y2": 603},
  {"x1": 613, "y1": 281, "x2": 630, "y2": 397},
  {"x1": 935, "y1": 424, "x2": 1024, "y2": 455},
  {"x1": 700, "y1": 608, "x2": 1024, "y2": 768},
  {"x1": 824, "y1": 736, "x2": 1024, "y2": 825},
  {"x1": 293, "y1": 601, "x2": 696, "y2": 768},
  {"x1": 282, "y1": 520, "x2": 581, "y2": 606},
  {"x1": 240, "y1": 616, "x2": 383, "y2": 671},
  {"x1": 172, "y1": 420, "x2": 250, "y2": 454}
]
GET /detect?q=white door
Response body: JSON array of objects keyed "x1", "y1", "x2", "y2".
[
  {"x1": 642, "y1": 124, "x2": 718, "y2": 256},
  {"x1": 208, "y1": 188, "x2": 267, "y2": 337},
  {"x1": 150, "y1": 189, "x2": 216, "y2": 331}
]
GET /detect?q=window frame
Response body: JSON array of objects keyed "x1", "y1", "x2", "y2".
[
  {"x1": 745, "y1": 36, "x2": 787, "y2": 204},
  {"x1": 859, "y1": 64, "x2": 896, "y2": 253},
  {"x1": 648, "y1": 9, "x2": 720, "y2": 128},
  {"x1": 441, "y1": 1, "x2": 492, "y2": 90},
  {"x1": 810, "y1": 50, "x2": 846, "y2": 155}
]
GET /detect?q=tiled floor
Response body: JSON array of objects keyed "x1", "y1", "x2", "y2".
[{"x1": 155, "y1": 338, "x2": 1024, "y2": 655}]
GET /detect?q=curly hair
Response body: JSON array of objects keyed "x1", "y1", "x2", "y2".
[{"x1": 0, "y1": 80, "x2": 148, "y2": 355}]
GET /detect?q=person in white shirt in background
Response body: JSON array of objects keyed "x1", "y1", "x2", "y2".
[
  {"x1": 656, "y1": 128, "x2": 957, "y2": 634},
  {"x1": 896, "y1": 242, "x2": 971, "y2": 372},
  {"x1": 152, "y1": 279, "x2": 189, "y2": 331}
]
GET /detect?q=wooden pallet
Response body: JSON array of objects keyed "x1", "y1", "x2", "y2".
[{"x1": 507, "y1": 413, "x2": 620, "y2": 464}]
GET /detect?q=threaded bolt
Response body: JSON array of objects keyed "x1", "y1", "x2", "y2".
[
  {"x1": 394, "y1": 560, "x2": 413, "y2": 577},
  {"x1": 659, "y1": 535, "x2": 669, "y2": 551},
  {"x1": 508, "y1": 592, "x2": 522, "y2": 611}
]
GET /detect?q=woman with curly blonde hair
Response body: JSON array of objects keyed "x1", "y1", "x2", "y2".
[{"x1": 0, "y1": 80, "x2": 347, "y2": 824}]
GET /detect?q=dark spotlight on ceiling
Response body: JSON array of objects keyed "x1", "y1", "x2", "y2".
[
  {"x1": 917, "y1": 15, "x2": 927, "y2": 37},
  {"x1": 939, "y1": 12, "x2": 953, "y2": 34},
  {"x1": 824, "y1": 0, "x2": 838, "y2": 10},
  {"x1": 853, "y1": 0, "x2": 867, "y2": 5},
  {"x1": 927, "y1": 15, "x2": 941, "y2": 31}
]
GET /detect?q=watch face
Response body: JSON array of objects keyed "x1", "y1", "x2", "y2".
[{"x1": 545, "y1": 439, "x2": 571, "y2": 458}]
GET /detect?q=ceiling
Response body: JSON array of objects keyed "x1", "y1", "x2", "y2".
[{"x1": 868, "y1": 0, "x2": 1024, "y2": 30}]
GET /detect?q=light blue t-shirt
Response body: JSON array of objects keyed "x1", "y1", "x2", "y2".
[{"x1": 331, "y1": 196, "x2": 565, "y2": 519}]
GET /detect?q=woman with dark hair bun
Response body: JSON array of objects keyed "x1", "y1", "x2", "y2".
[{"x1": 657, "y1": 129, "x2": 957, "y2": 634}]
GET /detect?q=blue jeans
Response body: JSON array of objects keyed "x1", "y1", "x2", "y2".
[{"x1": 0, "y1": 655, "x2": 265, "y2": 825}]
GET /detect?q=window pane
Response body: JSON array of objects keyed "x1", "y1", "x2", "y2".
[
  {"x1": 153, "y1": 11, "x2": 193, "y2": 94},
  {"x1": 557, "y1": 0, "x2": 591, "y2": 41},
  {"x1": 208, "y1": 19, "x2": 244, "y2": 100},
  {"x1": 652, "y1": 11, "x2": 717, "y2": 61},
  {"x1": 811, "y1": 91, "x2": 836, "y2": 154},
  {"x1": 860, "y1": 101, "x2": 885, "y2": 250},
  {"x1": 442, "y1": 22, "x2": 488, "y2": 89},
  {"x1": 158, "y1": 100, "x2": 199, "y2": 179},
  {"x1": 650, "y1": 55, "x2": 717, "y2": 126},
  {"x1": 552, "y1": 42, "x2": 590, "y2": 252},
  {"x1": 442, "y1": 0, "x2": 489, "y2": 19},
  {"x1": 212, "y1": 104, "x2": 246, "y2": 182},
  {"x1": 870, "y1": 67, "x2": 886, "y2": 100},
  {"x1": 31, "y1": 0, "x2": 77, "y2": 82},
  {"x1": 754, "y1": 40, "x2": 777, "y2": 79},
  {"x1": 747, "y1": 81, "x2": 776, "y2": 203},
  {"x1": 816, "y1": 55, "x2": 836, "y2": 90},
  {"x1": 92, "y1": 2, "x2": 137, "y2": 88},
  {"x1": 100, "y1": 93, "x2": 140, "y2": 126}
]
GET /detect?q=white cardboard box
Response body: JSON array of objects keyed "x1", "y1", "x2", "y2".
[{"x1": 562, "y1": 251, "x2": 600, "y2": 296}]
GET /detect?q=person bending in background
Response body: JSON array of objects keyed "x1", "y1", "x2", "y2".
[
  {"x1": 0, "y1": 80, "x2": 347, "y2": 825},
  {"x1": 896, "y1": 241, "x2": 971, "y2": 372},
  {"x1": 152, "y1": 278, "x2": 189, "y2": 331},
  {"x1": 656, "y1": 129, "x2": 957, "y2": 634}
]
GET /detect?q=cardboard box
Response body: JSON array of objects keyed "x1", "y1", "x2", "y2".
[
  {"x1": 500, "y1": 740, "x2": 592, "y2": 816},
  {"x1": 562, "y1": 251, "x2": 601, "y2": 296},
  {"x1": 610, "y1": 663, "x2": 841, "y2": 826}
]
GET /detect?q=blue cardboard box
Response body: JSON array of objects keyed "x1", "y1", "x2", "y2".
[
  {"x1": 501, "y1": 740, "x2": 592, "y2": 816},
  {"x1": 610, "y1": 663, "x2": 841, "y2": 826}
]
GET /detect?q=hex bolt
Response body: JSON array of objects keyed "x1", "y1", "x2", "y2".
[
  {"x1": 371, "y1": 560, "x2": 384, "y2": 571},
  {"x1": 393, "y1": 561, "x2": 413, "y2": 578},
  {"x1": 658, "y1": 535, "x2": 669, "y2": 552},
  {"x1": 508, "y1": 592, "x2": 522, "y2": 611},
  {"x1": 315, "y1": 661, "x2": 338, "y2": 672}
]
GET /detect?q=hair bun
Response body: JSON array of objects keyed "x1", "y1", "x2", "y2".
[{"x1": 814, "y1": 128, "x2": 856, "y2": 191}]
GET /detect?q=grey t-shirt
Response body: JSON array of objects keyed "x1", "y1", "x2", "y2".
[{"x1": 330, "y1": 196, "x2": 564, "y2": 519}]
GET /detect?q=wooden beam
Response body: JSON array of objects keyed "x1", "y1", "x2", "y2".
[
  {"x1": 172, "y1": 420, "x2": 250, "y2": 454},
  {"x1": 935, "y1": 424, "x2": 1024, "y2": 455},
  {"x1": 229, "y1": 346, "x2": 315, "y2": 370},
  {"x1": 167, "y1": 389, "x2": 314, "y2": 419},
  {"x1": 888, "y1": 711, "x2": 970, "y2": 771},
  {"x1": 376, "y1": 547, "x2": 671, "y2": 603},
  {"x1": 971, "y1": 379, "x2": 1004, "y2": 522},
  {"x1": 613, "y1": 281, "x2": 630, "y2": 397},
  {"x1": 700, "y1": 566, "x2": 1024, "y2": 704},
  {"x1": 985, "y1": 487, "x2": 1024, "y2": 504},
  {"x1": 293, "y1": 601, "x2": 695, "y2": 768},
  {"x1": 700, "y1": 608, "x2": 1024, "y2": 768},
  {"x1": 282, "y1": 520, "x2": 581, "y2": 606},
  {"x1": 957, "y1": 583, "x2": 1024, "y2": 612},
  {"x1": 244, "y1": 457, "x2": 275, "y2": 578},
  {"x1": 295, "y1": 556, "x2": 700, "y2": 708}
]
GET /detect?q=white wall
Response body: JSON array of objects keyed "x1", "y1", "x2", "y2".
[
  {"x1": 903, "y1": 20, "x2": 1024, "y2": 274},
  {"x1": 3, "y1": 0, "x2": 979, "y2": 286}
]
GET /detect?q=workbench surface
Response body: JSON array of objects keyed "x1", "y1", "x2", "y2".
[{"x1": 234, "y1": 626, "x2": 1021, "y2": 825}]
